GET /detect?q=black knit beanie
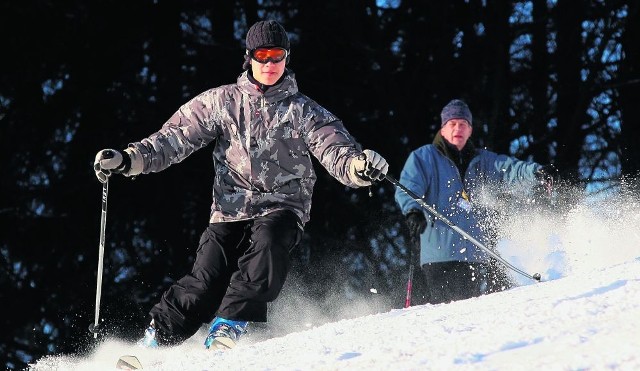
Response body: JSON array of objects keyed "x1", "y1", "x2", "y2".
[{"x1": 243, "y1": 20, "x2": 290, "y2": 70}]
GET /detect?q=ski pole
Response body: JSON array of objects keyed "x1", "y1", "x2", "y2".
[
  {"x1": 404, "y1": 259, "x2": 414, "y2": 308},
  {"x1": 385, "y1": 174, "x2": 541, "y2": 282},
  {"x1": 404, "y1": 238, "x2": 421, "y2": 308},
  {"x1": 89, "y1": 179, "x2": 109, "y2": 338}
]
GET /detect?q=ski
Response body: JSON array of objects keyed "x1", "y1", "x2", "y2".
[{"x1": 116, "y1": 355, "x2": 143, "y2": 370}]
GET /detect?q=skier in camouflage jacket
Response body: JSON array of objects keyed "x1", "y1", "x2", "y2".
[{"x1": 94, "y1": 20, "x2": 389, "y2": 347}]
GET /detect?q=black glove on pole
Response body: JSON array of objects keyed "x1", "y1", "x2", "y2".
[{"x1": 405, "y1": 211, "x2": 427, "y2": 243}]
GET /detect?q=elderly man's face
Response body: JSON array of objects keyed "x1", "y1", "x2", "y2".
[{"x1": 440, "y1": 119, "x2": 472, "y2": 150}]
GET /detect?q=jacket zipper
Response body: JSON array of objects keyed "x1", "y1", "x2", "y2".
[
  {"x1": 244, "y1": 94, "x2": 266, "y2": 190},
  {"x1": 443, "y1": 155, "x2": 469, "y2": 201}
]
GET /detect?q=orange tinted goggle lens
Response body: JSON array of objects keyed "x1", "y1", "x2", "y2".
[{"x1": 251, "y1": 48, "x2": 288, "y2": 63}]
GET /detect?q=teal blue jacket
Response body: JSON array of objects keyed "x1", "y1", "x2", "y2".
[{"x1": 395, "y1": 141, "x2": 541, "y2": 266}]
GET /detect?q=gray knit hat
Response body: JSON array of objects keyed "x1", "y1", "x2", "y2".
[
  {"x1": 440, "y1": 99, "x2": 472, "y2": 126},
  {"x1": 243, "y1": 20, "x2": 290, "y2": 69}
]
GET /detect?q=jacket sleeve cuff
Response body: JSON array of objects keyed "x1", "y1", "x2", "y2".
[
  {"x1": 123, "y1": 148, "x2": 144, "y2": 177},
  {"x1": 347, "y1": 154, "x2": 371, "y2": 187}
]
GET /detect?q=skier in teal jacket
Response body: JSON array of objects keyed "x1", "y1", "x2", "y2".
[{"x1": 395, "y1": 99, "x2": 554, "y2": 304}]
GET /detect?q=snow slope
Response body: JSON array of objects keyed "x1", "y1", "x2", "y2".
[{"x1": 31, "y1": 192, "x2": 640, "y2": 370}]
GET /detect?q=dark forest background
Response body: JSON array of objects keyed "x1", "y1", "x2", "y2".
[{"x1": 1, "y1": 1, "x2": 638, "y2": 369}]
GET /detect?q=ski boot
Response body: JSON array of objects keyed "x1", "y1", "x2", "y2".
[{"x1": 204, "y1": 317, "x2": 248, "y2": 350}]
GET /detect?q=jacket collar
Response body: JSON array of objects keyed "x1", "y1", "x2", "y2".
[
  {"x1": 432, "y1": 131, "x2": 477, "y2": 174},
  {"x1": 237, "y1": 69, "x2": 298, "y2": 103}
]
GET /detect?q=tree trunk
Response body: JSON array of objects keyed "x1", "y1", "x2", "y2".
[
  {"x1": 619, "y1": 3, "x2": 640, "y2": 177},
  {"x1": 529, "y1": 0, "x2": 552, "y2": 163},
  {"x1": 553, "y1": 0, "x2": 586, "y2": 180}
]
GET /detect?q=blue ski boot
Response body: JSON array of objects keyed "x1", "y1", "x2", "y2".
[
  {"x1": 204, "y1": 317, "x2": 248, "y2": 350},
  {"x1": 137, "y1": 320, "x2": 159, "y2": 348}
]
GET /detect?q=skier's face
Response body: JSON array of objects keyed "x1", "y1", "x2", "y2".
[
  {"x1": 250, "y1": 49, "x2": 286, "y2": 86},
  {"x1": 440, "y1": 119, "x2": 472, "y2": 150}
]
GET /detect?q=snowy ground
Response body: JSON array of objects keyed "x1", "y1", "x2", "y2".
[{"x1": 31, "y1": 191, "x2": 640, "y2": 370}]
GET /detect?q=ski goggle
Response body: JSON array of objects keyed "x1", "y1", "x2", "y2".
[{"x1": 249, "y1": 47, "x2": 289, "y2": 64}]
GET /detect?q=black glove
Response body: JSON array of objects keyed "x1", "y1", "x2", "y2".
[
  {"x1": 93, "y1": 149, "x2": 131, "y2": 183},
  {"x1": 405, "y1": 211, "x2": 427, "y2": 243}
]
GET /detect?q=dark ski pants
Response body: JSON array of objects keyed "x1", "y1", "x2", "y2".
[
  {"x1": 149, "y1": 209, "x2": 303, "y2": 345},
  {"x1": 421, "y1": 261, "x2": 487, "y2": 304},
  {"x1": 421, "y1": 259, "x2": 513, "y2": 304}
]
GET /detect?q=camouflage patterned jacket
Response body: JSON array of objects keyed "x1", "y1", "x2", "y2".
[{"x1": 125, "y1": 70, "x2": 365, "y2": 224}]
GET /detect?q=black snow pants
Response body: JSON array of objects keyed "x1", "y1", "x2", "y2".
[
  {"x1": 421, "y1": 261, "x2": 487, "y2": 304},
  {"x1": 420, "y1": 259, "x2": 513, "y2": 304},
  {"x1": 149, "y1": 209, "x2": 303, "y2": 345}
]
